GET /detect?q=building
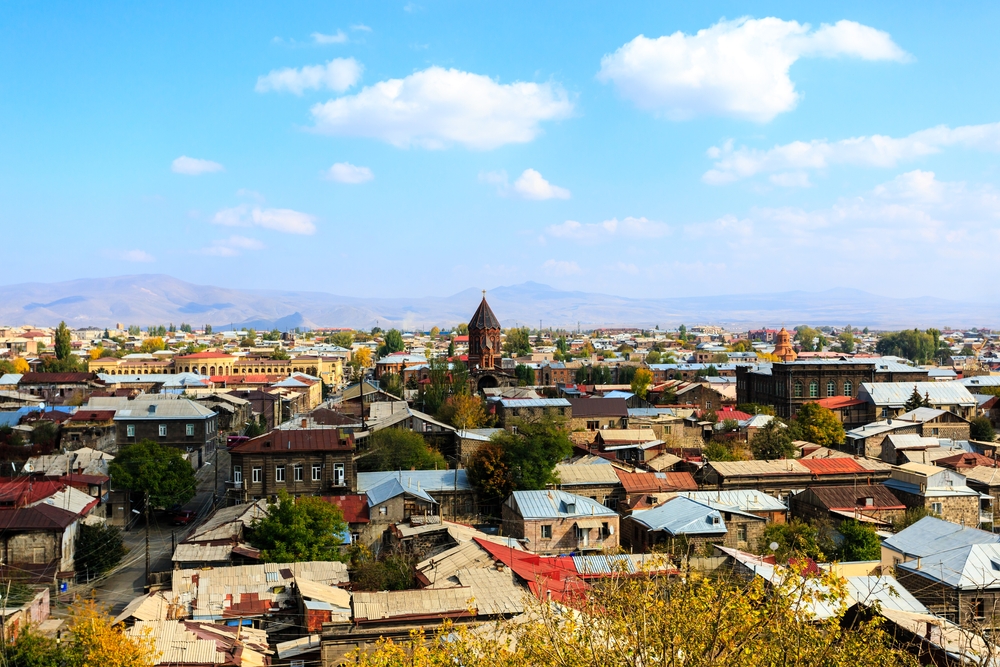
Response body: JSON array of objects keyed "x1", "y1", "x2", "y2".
[
  {"x1": 772, "y1": 327, "x2": 797, "y2": 362},
  {"x1": 61, "y1": 409, "x2": 117, "y2": 452},
  {"x1": 502, "y1": 490, "x2": 619, "y2": 555},
  {"x1": 789, "y1": 485, "x2": 906, "y2": 529},
  {"x1": 616, "y1": 470, "x2": 698, "y2": 511},
  {"x1": 858, "y1": 382, "x2": 979, "y2": 421},
  {"x1": 566, "y1": 397, "x2": 628, "y2": 431},
  {"x1": 880, "y1": 515, "x2": 999, "y2": 570},
  {"x1": 883, "y1": 463, "x2": 987, "y2": 528},
  {"x1": 551, "y1": 461, "x2": 623, "y2": 509},
  {"x1": 114, "y1": 396, "x2": 219, "y2": 468},
  {"x1": 622, "y1": 495, "x2": 766, "y2": 554},
  {"x1": 228, "y1": 427, "x2": 356, "y2": 503},
  {"x1": 895, "y1": 543, "x2": 1000, "y2": 629},
  {"x1": 494, "y1": 397, "x2": 571, "y2": 425},
  {"x1": 356, "y1": 470, "x2": 475, "y2": 522},
  {"x1": 467, "y1": 294, "x2": 515, "y2": 393},
  {"x1": 736, "y1": 360, "x2": 929, "y2": 420}
]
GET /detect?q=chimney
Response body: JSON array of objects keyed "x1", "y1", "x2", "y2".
[{"x1": 301, "y1": 418, "x2": 308, "y2": 428}]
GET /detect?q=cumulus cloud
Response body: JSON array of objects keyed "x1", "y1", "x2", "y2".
[
  {"x1": 172, "y1": 156, "x2": 224, "y2": 175},
  {"x1": 323, "y1": 162, "x2": 374, "y2": 184},
  {"x1": 703, "y1": 121, "x2": 1000, "y2": 184},
  {"x1": 309, "y1": 66, "x2": 573, "y2": 149},
  {"x1": 312, "y1": 30, "x2": 347, "y2": 44},
  {"x1": 255, "y1": 58, "x2": 362, "y2": 95},
  {"x1": 118, "y1": 249, "x2": 155, "y2": 263},
  {"x1": 546, "y1": 216, "x2": 670, "y2": 243},
  {"x1": 597, "y1": 17, "x2": 908, "y2": 122},
  {"x1": 200, "y1": 235, "x2": 265, "y2": 257},
  {"x1": 542, "y1": 259, "x2": 582, "y2": 275},
  {"x1": 212, "y1": 204, "x2": 317, "y2": 235},
  {"x1": 512, "y1": 169, "x2": 570, "y2": 200},
  {"x1": 769, "y1": 172, "x2": 812, "y2": 188}
]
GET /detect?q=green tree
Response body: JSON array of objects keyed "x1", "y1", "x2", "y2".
[
  {"x1": 378, "y1": 329, "x2": 405, "y2": 357},
  {"x1": 703, "y1": 439, "x2": 740, "y2": 462},
  {"x1": 55, "y1": 321, "x2": 72, "y2": 360},
  {"x1": 447, "y1": 338, "x2": 456, "y2": 357},
  {"x1": 503, "y1": 327, "x2": 532, "y2": 357},
  {"x1": 728, "y1": 339, "x2": 754, "y2": 352},
  {"x1": 350, "y1": 546, "x2": 415, "y2": 591},
  {"x1": 358, "y1": 429, "x2": 447, "y2": 472},
  {"x1": 555, "y1": 336, "x2": 568, "y2": 354},
  {"x1": 794, "y1": 326, "x2": 820, "y2": 352},
  {"x1": 75, "y1": 522, "x2": 127, "y2": 580},
  {"x1": 248, "y1": 490, "x2": 347, "y2": 562},
  {"x1": 750, "y1": 420, "x2": 795, "y2": 460},
  {"x1": 695, "y1": 364, "x2": 720, "y2": 379},
  {"x1": 892, "y1": 506, "x2": 939, "y2": 532},
  {"x1": 837, "y1": 519, "x2": 881, "y2": 561},
  {"x1": 271, "y1": 347, "x2": 290, "y2": 360},
  {"x1": 630, "y1": 367, "x2": 653, "y2": 399},
  {"x1": 875, "y1": 329, "x2": 936, "y2": 363},
  {"x1": 30, "y1": 420, "x2": 59, "y2": 447},
  {"x1": 737, "y1": 403, "x2": 775, "y2": 416},
  {"x1": 617, "y1": 365, "x2": 638, "y2": 384},
  {"x1": 903, "y1": 385, "x2": 927, "y2": 412},
  {"x1": 467, "y1": 418, "x2": 571, "y2": 501},
  {"x1": 380, "y1": 372, "x2": 404, "y2": 399},
  {"x1": 971, "y1": 415, "x2": 996, "y2": 442},
  {"x1": 789, "y1": 403, "x2": 845, "y2": 446},
  {"x1": 759, "y1": 519, "x2": 826, "y2": 562},
  {"x1": 677, "y1": 324, "x2": 687, "y2": 341},
  {"x1": 109, "y1": 439, "x2": 197, "y2": 508},
  {"x1": 330, "y1": 331, "x2": 354, "y2": 348},
  {"x1": 514, "y1": 364, "x2": 535, "y2": 386},
  {"x1": 837, "y1": 331, "x2": 855, "y2": 353}
]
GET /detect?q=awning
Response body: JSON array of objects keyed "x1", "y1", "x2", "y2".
[{"x1": 576, "y1": 518, "x2": 606, "y2": 529}]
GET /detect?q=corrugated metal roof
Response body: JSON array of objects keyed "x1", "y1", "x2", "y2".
[
  {"x1": 859, "y1": 382, "x2": 976, "y2": 408},
  {"x1": 116, "y1": 397, "x2": 216, "y2": 419},
  {"x1": 709, "y1": 460, "x2": 811, "y2": 477},
  {"x1": 899, "y1": 543, "x2": 1000, "y2": 589},
  {"x1": 357, "y1": 470, "x2": 470, "y2": 493},
  {"x1": 353, "y1": 587, "x2": 472, "y2": 622},
  {"x1": 498, "y1": 398, "x2": 571, "y2": 408},
  {"x1": 845, "y1": 575, "x2": 928, "y2": 613},
  {"x1": 679, "y1": 489, "x2": 786, "y2": 512},
  {"x1": 453, "y1": 568, "x2": 524, "y2": 615},
  {"x1": 798, "y1": 458, "x2": 867, "y2": 475},
  {"x1": 509, "y1": 490, "x2": 617, "y2": 520},
  {"x1": 126, "y1": 621, "x2": 224, "y2": 665},
  {"x1": 365, "y1": 478, "x2": 437, "y2": 507},
  {"x1": 554, "y1": 463, "x2": 621, "y2": 486},
  {"x1": 172, "y1": 543, "x2": 234, "y2": 563},
  {"x1": 629, "y1": 496, "x2": 728, "y2": 535},
  {"x1": 883, "y1": 516, "x2": 1000, "y2": 559},
  {"x1": 962, "y1": 375, "x2": 1000, "y2": 387}
]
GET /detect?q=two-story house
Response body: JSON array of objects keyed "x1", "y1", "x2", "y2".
[
  {"x1": 502, "y1": 490, "x2": 619, "y2": 555},
  {"x1": 114, "y1": 396, "x2": 218, "y2": 467}
]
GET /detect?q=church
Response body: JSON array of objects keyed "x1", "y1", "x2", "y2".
[{"x1": 466, "y1": 292, "x2": 515, "y2": 393}]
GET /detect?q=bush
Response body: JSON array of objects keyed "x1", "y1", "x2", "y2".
[
  {"x1": 971, "y1": 416, "x2": 996, "y2": 442},
  {"x1": 357, "y1": 429, "x2": 447, "y2": 472},
  {"x1": 75, "y1": 523, "x2": 127, "y2": 580}
]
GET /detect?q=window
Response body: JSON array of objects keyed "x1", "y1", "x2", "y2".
[
  {"x1": 931, "y1": 502, "x2": 943, "y2": 515},
  {"x1": 158, "y1": 424, "x2": 167, "y2": 437},
  {"x1": 663, "y1": 425, "x2": 672, "y2": 435},
  {"x1": 186, "y1": 424, "x2": 194, "y2": 437},
  {"x1": 540, "y1": 525, "x2": 552, "y2": 539},
  {"x1": 334, "y1": 463, "x2": 345, "y2": 486},
  {"x1": 843, "y1": 381, "x2": 853, "y2": 396},
  {"x1": 312, "y1": 464, "x2": 321, "y2": 481},
  {"x1": 233, "y1": 466, "x2": 242, "y2": 483},
  {"x1": 932, "y1": 427, "x2": 940, "y2": 436},
  {"x1": 126, "y1": 424, "x2": 135, "y2": 437},
  {"x1": 379, "y1": 506, "x2": 387, "y2": 516},
  {"x1": 827, "y1": 381, "x2": 836, "y2": 397},
  {"x1": 794, "y1": 382, "x2": 802, "y2": 398},
  {"x1": 706, "y1": 401, "x2": 712, "y2": 409},
  {"x1": 737, "y1": 524, "x2": 748, "y2": 543},
  {"x1": 293, "y1": 464, "x2": 303, "y2": 482},
  {"x1": 586, "y1": 420, "x2": 599, "y2": 430},
  {"x1": 252, "y1": 467, "x2": 262, "y2": 483},
  {"x1": 275, "y1": 465, "x2": 285, "y2": 482},
  {"x1": 972, "y1": 598, "x2": 986, "y2": 620},
  {"x1": 809, "y1": 381, "x2": 819, "y2": 398}
]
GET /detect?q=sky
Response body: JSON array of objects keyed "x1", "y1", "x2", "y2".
[{"x1": 3, "y1": 2, "x2": 1000, "y2": 300}]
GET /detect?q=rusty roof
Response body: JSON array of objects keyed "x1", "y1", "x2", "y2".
[
  {"x1": 800, "y1": 484, "x2": 906, "y2": 510},
  {"x1": 798, "y1": 458, "x2": 868, "y2": 475},
  {"x1": 617, "y1": 470, "x2": 698, "y2": 493},
  {"x1": 567, "y1": 398, "x2": 628, "y2": 418},
  {"x1": 229, "y1": 428, "x2": 353, "y2": 453}
]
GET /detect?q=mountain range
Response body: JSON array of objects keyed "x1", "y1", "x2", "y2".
[{"x1": 0, "y1": 275, "x2": 993, "y2": 331}]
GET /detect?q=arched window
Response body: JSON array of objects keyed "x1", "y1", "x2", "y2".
[
  {"x1": 809, "y1": 381, "x2": 819, "y2": 398},
  {"x1": 827, "y1": 380, "x2": 836, "y2": 397},
  {"x1": 843, "y1": 381, "x2": 853, "y2": 397},
  {"x1": 794, "y1": 381, "x2": 803, "y2": 398}
]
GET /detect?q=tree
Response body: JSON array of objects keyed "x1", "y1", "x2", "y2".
[
  {"x1": 239, "y1": 328, "x2": 257, "y2": 347},
  {"x1": 759, "y1": 519, "x2": 826, "y2": 562},
  {"x1": 789, "y1": 403, "x2": 845, "y2": 446},
  {"x1": 40, "y1": 353, "x2": 83, "y2": 373},
  {"x1": 271, "y1": 347, "x2": 290, "y2": 360},
  {"x1": 378, "y1": 329, "x2": 405, "y2": 357},
  {"x1": 65, "y1": 597, "x2": 157, "y2": 666},
  {"x1": 694, "y1": 364, "x2": 719, "y2": 379},
  {"x1": 380, "y1": 372, "x2": 404, "y2": 399},
  {"x1": 677, "y1": 324, "x2": 687, "y2": 341},
  {"x1": 737, "y1": 403, "x2": 775, "y2": 416},
  {"x1": 903, "y1": 385, "x2": 927, "y2": 412},
  {"x1": 13, "y1": 357, "x2": 30, "y2": 373},
  {"x1": 892, "y1": 506, "x2": 939, "y2": 532},
  {"x1": 439, "y1": 394, "x2": 487, "y2": 429},
  {"x1": 75, "y1": 522, "x2": 127, "y2": 580},
  {"x1": 109, "y1": 439, "x2": 197, "y2": 508},
  {"x1": 329, "y1": 331, "x2": 353, "y2": 348},
  {"x1": 837, "y1": 519, "x2": 881, "y2": 561},
  {"x1": 31, "y1": 420, "x2": 59, "y2": 447},
  {"x1": 350, "y1": 545, "x2": 416, "y2": 591},
  {"x1": 971, "y1": 415, "x2": 996, "y2": 442},
  {"x1": 750, "y1": 420, "x2": 795, "y2": 460},
  {"x1": 794, "y1": 325, "x2": 820, "y2": 352},
  {"x1": 703, "y1": 439, "x2": 740, "y2": 462},
  {"x1": 728, "y1": 339, "x2": 754, "y2": 352},
  {"x1": 447, "y1": 338, "x2": 456, "y2": 357},
  {"x1": 139, "y1": 336, "x2": 165, "y2": 353},
  {"x1": 837, "y1": 331, "x2": 855, "y2": 353},
  {"x1": 204, "y1": 324, "x2": 212, "y2": 334},
  {"x1": 353, "y1": 346, "x2": 372, "y2": 368},
  {"x1": 617, "y1": 365, "x2": 637, "y2": 384},
  {"x1": 55, "y1": 321, "x2": 72, "y2": 360},
  {"x1": 514, "y1": 364, "x2": 534, "y2": 386},
  {"x1": 467, "y1": 418, "x2": 571, "y2": 502},
  {"x1": 875, "y1": 329, "x2": 936, "y2": 363},
  {"x1": 429, "y1": 326, "x2": 440, "y2": 337},
  {"x1": 555, "y1": 336, "x2": 568, "y2": 354},
  {"x1": 575, "y1": 365, "x2": 612, "y2": 385},
  {"x1": 630, "y1": 368, "x2": 653, "y2": 399},
  {"x1": 503, "y1": 327, "x2": 532, "y2": 357},
  {"x1": 358, "y1": 429, "x2": 447, "y2": 472},
  {"x1": 248, "y1": 490, "x2": 347, "y2": 562}
]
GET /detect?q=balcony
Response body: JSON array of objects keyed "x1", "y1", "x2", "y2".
[{"x1": 981, "y1": 511, "x2": 994, "y2": 526}]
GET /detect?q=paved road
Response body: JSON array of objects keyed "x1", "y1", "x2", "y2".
[{"x1": 68, "y1": 448, "x2": 230, "y2": 614}]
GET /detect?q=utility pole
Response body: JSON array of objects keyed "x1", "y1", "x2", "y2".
[{"x1": 144, "y1": 490, "x2": 150, "y2": 590}]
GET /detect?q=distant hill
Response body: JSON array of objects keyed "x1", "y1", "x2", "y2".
[{"x1": 0, "y1": 275, "x2": 993, "y2": 330}]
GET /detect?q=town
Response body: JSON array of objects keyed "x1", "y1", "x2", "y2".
[{"x1": 1, "y1": 294, "x2": 999, "y2": 665}]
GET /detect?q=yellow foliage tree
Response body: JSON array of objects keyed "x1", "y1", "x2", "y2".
[
  {"x1": 13, "y1": 357, "x2": 30, "y2": 373},
  {"x1": 443, "y1": 394, "x2": 487, "y2": 429},
  {"x1": 89, "y1": 348, "x2": 105, "y2": 360},
  {"x1": 630, "y1": 367, "x2": 653, "y2": 399},
  {"x1": 62, "y1": 598, "x2": 157, "y2": 667},
  {"x1": 353, "y1": 346, "x2": 372, "y2": 368},
  {"x1": 139, "y1": 337, "x2": 165, "y2": 354}
]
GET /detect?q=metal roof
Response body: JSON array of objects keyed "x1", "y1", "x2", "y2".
[
  {"x1": 961, "y1": 375, "x2": 1000, "y2": 387},
  {"x1": 554, "y1": 463, "x2": 621, "y2": 486},
  {"x1": 115, "y1": 397, "x2": 216, "y2": 420},
  {"x1": 498, "y1": 398, "x2": 571, "y2": 408},
  {"x1": 709, "y1": 459, "x2": 811, "y2": 477},
  {"x1": 859, "y1": 381, "x2": 977, "y2": 407},
  {"x1": 678, "y1": 489, "x2": 786, "y2": 512},
  {"x1": 352, "y1": 587, "x2": 473, "y2": 622},
  {"x1": 898, "y1": 543, "x2": 1000, "y2": 589},
  {"x1": 357, "y1": 470, "x2": 470, "y2": 493},
  {"x1": 508, "y1": 489, "x2": 617, "y2": 520},
  {"x1": 365, "y1": 478, "x2": 437, "y2": 507},
  {"x1": 629, "y1": 496, "x2": 730, "y2": 535},
  {"x1": 883, "y1": 516, "x2": 1000, "y2": 559},
  {"x1": 845, "y1": 575, "x2": 929, "y2": 613}
]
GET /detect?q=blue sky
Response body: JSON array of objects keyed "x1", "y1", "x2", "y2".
[{"x1": 3, "y1": 2, "x2": 1000, "y2": 299}]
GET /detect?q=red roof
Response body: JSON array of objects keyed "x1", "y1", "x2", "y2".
[
  {"x1": 321, "y1": 494, "x2": 369, "y2": 524},
  {"x1": 473, "y1": 538, "x2": 588, "y2": 605},
  {"x1": 616, "y1": 470, "x2": 698, "y2": 493},
  {"x1": 175, "y1": 351, "x2": 233, "y2": 360},
  {"x1": 715, "y1": 408, "x2": 752, "y2": 422},
  {"x1": 454, "y1": 335, "x2": 469, "y2": 343},
  {"x1": 19, "y1": 372, "x2": 98, "y2": 383},
  {"x1": 798, "y1": 458, "x2": 867, "y2": 475},
  {"x1": 58, "y1": 473, "x2": 110, "y2": 486},
  {"x1": 229, "y1": 429, "x2": 353, "y2": 454},
  {"x1": 0, "y1": 480, "x2": 65, "y2": 506},
  {"x1": 813, "y1": 396, "x2": 867, "y2": 409},
  {"x1": 69, "y1": 410, "x2": 116, "y2": 422},
  {"x1": 936, "y1": 452, "x2": 998, "y2": 470},
  {"x1": 0, "y1": 503, "x2": 77, "y2": 530}
]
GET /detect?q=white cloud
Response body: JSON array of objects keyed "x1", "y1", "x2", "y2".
[
  {"x1": 351, "y1": 24, "x2": 372, "y2": 32},
  {"x1": 703, "y1": 121, "x2": 1000, "y2": 184},
  {"x1": 612, "y1": 262, "x2": 639, "y2": 275},
  {"x1": 512, "y1": 169, "x2": 570, "y2": 200},
  {"x1": 312, "y1": 30, "x2": 347, "y2": 44},
  {"x1": 597, "y1": 17, "x2": 908, "y2": 122},
  {"x1": 323, "y1": 162, "x2": 374, "y2": 184},
  {"x1": 255, "y1": 58, "x2": 362, "y2": 95},
  {"x1": 546, "y1": 216, "x2": 670, "y2": 243},
  {"x1": 769, "y1": 172, "x2": 811, "y2": 188},
  {"x1": 118, "y1": 249, "x2": 155, "y2": 263},
  {"x1": 171, "y1": 156, "x2": 224, "y2": 175},
  {"x1": 542, "y1": 259, "x2": 582, "y2": 276},
  {"x1": 200, "y1": 235, "x2": 266, "y2": 257},
  {"x1": 309, "y1": 66, "x2": 573, "y2": 149},
  {"x1": 212, "y1": 204, "x2": 317, "y2": 235}
]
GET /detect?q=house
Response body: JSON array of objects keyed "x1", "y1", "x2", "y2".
[
  {"x1": 60, "y1": 409, "x2": 116, "y2": 452},
  {"x1": 812, "y1": 396, "x2": 870, "y2": 430},
  {"x1": 321, "y1": 494, "x2": 370, "y2": 546},
  {"x1": 566, "y1": 397, "x2": 628, "y2": 431},
  {"x1": 357, "y1": 470, "x2": 475, "y2": 523},
  {"x1": 883, "y1": 463, "x2": 987, "y2": 528},
  {"x1": 12, "y1": 372, "x2": 104, "y2": 406},
  {"x1": 880, "y1": 433, "x2": 946, "y2": 466},
  {"x1": 857, "y1": 382, "x2": 978, "y2": 422},
  {"x1": 123, "y1": 620, "x2": 272, "y2": 667},
  {"x1": 895, "y1": 543, "x2": 1000, "y2": 630},
  {"x1": 699, "y1": 457, "x2": 891, "y2": 496},
  {"x1": 551, "y1": 461, "x2": 624, "y2": 509},
  {"x1": 502, "y1": 490, "x2": 619, "y2": 555},
  {"x1": 193, "y1": 393, "x2": 251, "y2": 434},
  {"x1": 114, "y1": 395, "x2": 219, "y2": 468},
  {"x1": 622, "y1": 495, "x2": 766, "y2": 554},
  {"x1": 789, "y1": 485, "x2": 906, "y2": 529},
  {"x1": 677, "y1": 489, "x2": 787, "y2": 524},
  {"x1": 589, "y1": 428, "x2": 664, "y2": 465},
  {"x1": 227, "y1": 427, "x2": 356, "y2": 503},
  {"x1": 453, "y1": 427, "x2": 504, "y2": 464},
  {"x1": 616, "y1": 470, "x2": 698, "y2": 511},
  {"x1": 494, "y1": 397, "x2": 571, "y2": 425},
  {"x1": 880, "y1": 516, "x2": 999, "y2": 570},
  {"x1": 170, "y1": 500, "x2": 267, "y2": 569}
]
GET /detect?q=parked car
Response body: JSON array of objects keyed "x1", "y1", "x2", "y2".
[{"x1": 170, "y1": 510, "x2": 197, "y2": 526}]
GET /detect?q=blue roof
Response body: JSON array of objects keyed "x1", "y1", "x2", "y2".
[
  {"x1": 897, "y1": 544, "x2": 1000, "y2": 589},
  {"x1": 508, "y1": 490, "x2": 617, "y2": 520},
  {"x1": 629, "y1": 496, "x2": 727, "y2": 536},
  {"x1": 0, "y1": 413, "x2": 21, "y2": 428},
  {"x1": 882, "y1": 516, "x2": 1000, "y2": 559},
  {"x1": 357, "y1": 469, "x2": 470, "y2": 493},
  {"x1": 365, "y1": 478, "x2": 437, "y2": 507},
  {"x1": 603, "y1": 390, "x2": 635, "y2": 399}
]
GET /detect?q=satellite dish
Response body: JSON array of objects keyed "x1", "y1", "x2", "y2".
[
  {"x1": 38, "y1": 402, "x2": 46, "y2": 412},
  {"x1": 769, "y1": 542, "x2": 779, "y2": 552}
]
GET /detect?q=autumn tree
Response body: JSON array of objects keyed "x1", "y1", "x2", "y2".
[
  {"x1": 789, "y1": 402, "x2": 845, "y2": 446},
  {"x1": 429, "y1": 326, "x2": 440, "y2": 337},
  {"x1": 749, "y1": 419, "x2": 795, "y2": 460},
  {"x1": 109, "y1": 439, "x2": 197, "y2": 508},
  {"x1": 438, "y1": 394, "x2": 487, "y2": 429},
  {"x1": 630, "y1": 367, "x2": 653, "y2": 399},
  {"x1": 352, "y1": 346, "x2": 372, "y2": 367},
  {"x1": 357, "y1": 429, "x2": 446, "y2": 472},
  {"x1": 248, "y1": 490, "x2": 348, "y2": 562},
  {"x1": 139, "y1": 337, "x2": 165, "y2": 353},
  {"x1": 503, "y1": 327, "x2": 532, "y2": 357}
]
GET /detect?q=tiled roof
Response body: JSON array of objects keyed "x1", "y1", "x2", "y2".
[{"x1": 469, "y1": 297, "x2": 501, "y2": 330}]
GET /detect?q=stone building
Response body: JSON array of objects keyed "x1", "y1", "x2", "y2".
[
  {"x1": 884, "y1": 463, "x2": 987, "y2": 528},
  {"x1": 895, "y1": 543, "x2": 1000, "y2": 630},
  {"x1": 114, "y1": 395, "x2": 219, "y2": 467},
  {"x1": 466, "y1": 294, "x2": 515, "y2": 393},
  {"x1": 622, "y1": 495, "x2": 766, "y2": 554},
  {"x1": 502, "y1": 490, "x2": 619, "y2": 555},
  {"x1": 61, "y1": 409, "x2": 117, "y2": 452}
]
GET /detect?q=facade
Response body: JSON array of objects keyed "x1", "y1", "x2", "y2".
[
  {"x1": 622, "y1": 495, "x2": 766, "y2": 554},
  {"x1": 857, "y1": 382, "x2": 979, "y2": 421},
  {"x1": 551, "y1": 462, "x2": 624, "y2": 509},
  {"x1": 61, "y1": 409, "x2": 117, "y2": 452},
  {"x1": 494, "y1": 398, "x2": 571, "y2": 425},
  {"x1": 789, "y1": 484, "x2": 906, "y2": 528},
  {"x1": 567, "y1": 397, "x2": 628, "y2": 431},
  {"x1": 466, "y1": 295, "x2": 515, "y2": 392},
  {"x1": 228, "y1": 427, "x2": 356, "y2": 502},
  {"x1": 736, "y1": 360, "x2": 929, "y2": 420},
  {"x1": 502, "y1": 490, "x2": 619, "y2": 555},
  {"x1": 114, "y1": 396, "x2": 219, "y2": 467},
  {"x1": 895, "y1": 544, "x2": 1000, "y2": 629},
  {"x1": 883, "y1": 463, "x2": 986, "y2": 528}
]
